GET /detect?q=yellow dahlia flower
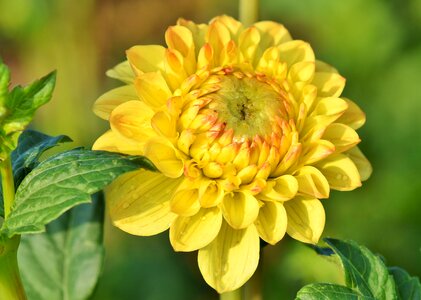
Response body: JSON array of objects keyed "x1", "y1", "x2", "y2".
[{"x1": 93, "y1": 15, "x2": 372, "y2": 293}]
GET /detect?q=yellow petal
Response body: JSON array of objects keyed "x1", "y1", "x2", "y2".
[
  {"x1": 177, "y1": 18, "x2": 208, "y2": 54},
  {"x1": 126, "y1": 45, "x2": 165, "y2": 74},
  {"x1": 199, "y1": 180, "x2": 224, "y2": 208},
  {"x1": 170, "y1": 207, "x2": 222, "y2": 252},
  {"x1": 109, "y1": 100, "x2": 155, "y2": 142},
  {"x1": 93, "y1": 85, "x2": 138, "y2": 120},
  {"x1": 254, "y1": 201, "x2": 287, "y2": 245},
  {"x1": 315, "y1": 60, "x2": 338, "y2": 73},
  {"x1": 170, "y1": 188, "x2": 200, "y2": 216},
  {"x1": 278, "y1": 40, "x2": 315, "y2": 67},
  {"x1": 323, "y1": 123, "x2": 360, "y2": 153},
  {"x1": 259, "y1": 175, "x2": 298, "y2": 202},
  {"x1": 144, "y1": 137, "x2": 184, "y2": 178},
  {"x1": 106, "y1": 60, "x2": 135, "y2": 84},
  {"x1": 284, "y1": 196, "x2": 325, "y2": 244},
  {"x1": 106, "y1": 170, "x2": 181, "y2": 236},
  {"x1": 212, "y1": 15, "x2": 243, "y2": 39},
  {"x1": 221, "y1": 191, "x2": 260, "y2": 229},
  {"x1": 151, "y1": 111, "x2": 177, "y2": 138},
  {"x1": 288, "y1": 61, "x2": 315, "y2": 83},
  {"x1": 316, "y1": 154, "x2": 362, "y2": 191},
  {"x1": 198, "y1": 221, "x2": 260, "y2": 293},
  {"x1": 165, "y1": 25, "x2": 196, "y2": 74},
  {"x1": 312, "y1": 72, "x2": 346, "y2": 98},
  {"x1": 294, "y1": 166, "x2": 330, "y2": 199},
  {"x1": 345, "y1": 147, "x2": 372, "y2": 181},
  {"x1": 134, "y1": 72, "x2": 172, "y2": 109},
  {"x1": 254, "y1": 21, "x2": 291, "y2": 49},
  {"x1": 206, "y1": 20, "x2": 231, "y2": 64},
  {"x1": 300, "y1": 139, "x2": 335, "y2": 165},
  {"x1": 92, "y1": 130, "x2": 144, "y2": 155},
  {"x1": 238, "y1": 26, "x2": 261, "y2": 64},
  {"x1": 336, "y1": 98, "x2": 366, "y2": 130}
]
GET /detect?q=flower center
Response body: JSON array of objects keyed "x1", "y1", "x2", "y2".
[{"x1": 208, "y1": 75, "x2": 286, "y2": 139}]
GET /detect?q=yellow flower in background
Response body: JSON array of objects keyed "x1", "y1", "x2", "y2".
[{"x1": 93, "y1": 15, "x2": 371, "y2": 293}]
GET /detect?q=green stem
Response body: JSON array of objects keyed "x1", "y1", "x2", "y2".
[
  {"x1": 239, "y1": 0, "x2": 260, "y2": 26},
  {"x1": 0, "y1": 235, "x2": 27, "y2": 300},
  {"x1": 1, "y1": 156, "x2": 15, "y2": 218},
  {"x1": 220, "y1": 288, "x2": 242, "y2": 300}
]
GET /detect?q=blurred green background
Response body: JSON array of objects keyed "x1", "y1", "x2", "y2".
[{"x1": 0, "y1": 0, "x2": 420, "y2": 299}]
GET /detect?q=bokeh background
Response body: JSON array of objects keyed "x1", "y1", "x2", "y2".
[{"x1": 1, "y1": 0, "x2": 420, "y2": 299}]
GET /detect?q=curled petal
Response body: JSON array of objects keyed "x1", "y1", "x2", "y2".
[
  {"x1": 134, "y1": 72, "x2": 172, "y2": 109},
  {"x1": 144, "y1": 138, "x2": 184, "y2": 178},
  {"x1": 106, "y1": 60, "x2": 135, "y2": 84},
  {"x1": 284, "y1": 196, "x2": 325, "y2": 244},
  {"x1": 170, "y1": 207, "x2": 222, "y2": 252},
  {"x1": 345, "y1": 147, "x2": 372, "y2": 181},
  {"x1": 222, "y1": 191, "x2": 260, "y2": 229},
  {"x1": 259, "y1": 175, "x2": 298, "y2": 202},
  {"x1": 93, "y1": 85, "x2": 138, "y2": 120},
  {"x1": 109, "y1": 100, "x2": 155, "y2": 142},
  {"x1": 294, "y1": 166, "x2": 330, "y2": 199},
  {"x1": 126, "y1": 45, "x2": 165, "y2": 74},
  {"x1": 255, "y1": 201, "x2": 287, "y2": 245},
  {"x1": 323, "y1": 123, "x2": 360, "y2": 153},
  {"x1": 106, "y1": 170, "x2": 181, "y2": 236},
  {"x1": 336, "y1": 98, "x2": 366, "y2": 130},
  {"x1": 92, "y1": 130, "x2": 144, "y2": 155},
  {"x1": 312, "y1": 72, "x2": 346, "y2": 98},
  {"x1": 278, "y1": 40, "x2": 315, "y2": 67},
  {"x1": 198, "y1": 221, "x2": 260, "y2": 293},
  {"x1": 316, "y1": 154, "x2": 362, "y2": 191}
]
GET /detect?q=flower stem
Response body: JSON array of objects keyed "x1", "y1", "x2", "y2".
[
  {"x1": 1, "y1": 156, "x2": 15, "y2": 218},
  {"x1": 239, "y1": 0, "x2": 260, "y2": 26},
  {"x1": 0, "y1": 235, "x2": 27, "y2": 300},
  {"x1": 220, "y1": 288, "x2": 242, "y2": 300}
]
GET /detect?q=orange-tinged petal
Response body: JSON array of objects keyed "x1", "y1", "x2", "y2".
[
  {"x1": 198, "y1": 221, "x2": 260, "y2": 293},
  {"x1": 294, "y1": 166, "x2": 330, "y2": 199},
  {"x1": 300, "y1": 139, "x2": 335, "y2": 165},
  {"x1": 93, "y1": 85, "x2": 138, "y2": 120},
  {"x1": 134, "y1": 72, "x2": 172, "y2": 109},
  {"x1": 92, "y1": 130, "x2": 144, "y2": 155},
  {"x1": 278, "y1": 40, "x2": 315, "y2": 67},
  {"x1": 126, "y1": 45, "x2": 165, "y2": 74},
  {"x1": 144, "y1": 138, "x2": 184, "y2": 178},
  {"x1": 336, "y1": 98, "x2": 366, "y2": 130},
  {"x1": 221, "y1": 191, "x2": 259, "y2": 229},
  {"x1": 170, "y1": 207, "x2": 222, "y2": 252},
  {"x1": 109, "y1": 100, "x2": 155, "y2": 142},
  {"x1": 345, "y1": 146, "x2": 372, "y2": 181},
  {"x1": 323, "y1": 123, "x2": 360, "y2": 153},
  {"x1": 106, "y1": 60, "x2": 135, "y2": 84},
  {"x1": 284, "y1": 196, "x2": 325, "y2": 244},
  {"x1": 254, "y1": 201, "x2": 287, "y2": 245},
  {"x1": 106, "y1": 170, "x2": 181, "y2": 236},
  {"x1": 312, "y1": 72, "x2": 346, "y2": 98},
  {"x1": 316, "y1": 154, "x2": 362, "y2": 191}
]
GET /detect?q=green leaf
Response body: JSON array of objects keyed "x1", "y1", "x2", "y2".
[
  {"x1": 296, "y1": 283, "x2": 374, "y2": 300},
  {"x1": 0, "y1": 130, "x2": 71, "y2": 217},
  {"x1": 389, "y1": 267, "x2": 421, "y2": 300},
  {"x1": 1, "y1": 149, "x2": 155, "y2": 237},
  {"x1": 2, "y1": 71, "x2": 56, "y2": 134},
  {"x1": 325, "y1": 238, "x2": 397, "y2": 300},
  {"x1": 18, "y1": 193, "x2": 105, "y2": 300}
]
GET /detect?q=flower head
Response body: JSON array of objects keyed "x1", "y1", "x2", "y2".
[{"x1": 93, "y1": 15, "x2": 371, "y2": 293}]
